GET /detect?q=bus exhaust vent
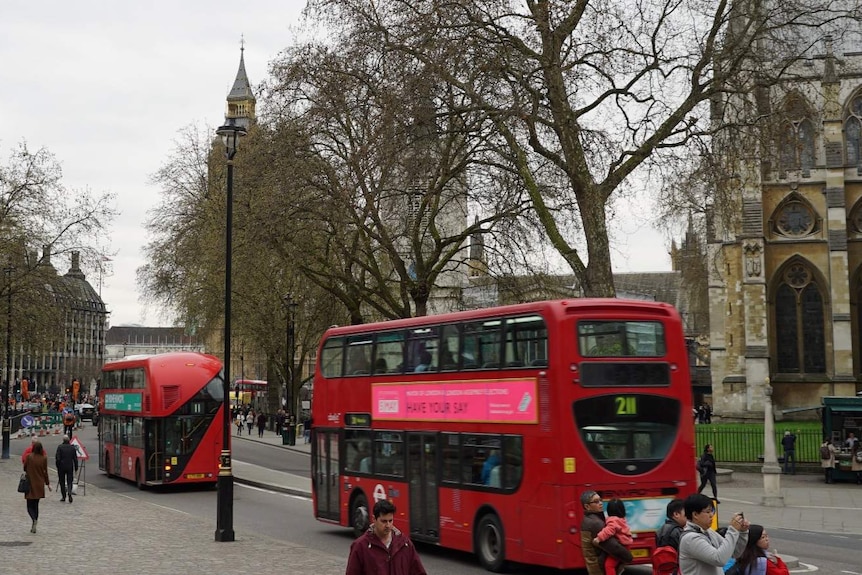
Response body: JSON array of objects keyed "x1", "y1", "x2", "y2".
[
  {"x1": 539, "y1": 375, "x2": 551, "y2": 432},
  {"x1": 163, "y1": 385, "x2": 181, "y2": 410}
]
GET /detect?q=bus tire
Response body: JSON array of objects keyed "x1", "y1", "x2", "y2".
[
  {"x1": 350, "y1": 492, "x2": 370, "y2": 538},
  {"x1": 135, "y1": 460, "x2": 145, "y2": 490},
  {"x1": 105, "y1": 452, "x2": 112, "y2": 478},
  {"x1": 475, "y1": 512, "x2": 506, "y2": 572}
]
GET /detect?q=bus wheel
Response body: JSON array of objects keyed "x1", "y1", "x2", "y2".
[
  {"x1": 350, "y1": 493, "x2": 369, "y2": 538},
  {"x1": 475, "y1": 513, "x2": 506, "y2": 572},
  {"x1": 135, "y1": 461, "x2": 145, "y2": 490},
  {"x1": 105, "y1": 453, "x2": 112, "y2": 478}
]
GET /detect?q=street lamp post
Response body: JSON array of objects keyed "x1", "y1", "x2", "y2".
[
  {"x1": 1, "y1": 266, "x2": 11, "y2": 460},
  {"x1": 283, "y1": 294, "x2": 298, "y2": 418},
  {"x1": 214, "y1": 117, "x2": 246, "y2": 543}
]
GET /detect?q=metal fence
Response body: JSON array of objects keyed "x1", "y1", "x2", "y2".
[{"x1": 695, "y1": 427, "x2": 823, "y2": 463}]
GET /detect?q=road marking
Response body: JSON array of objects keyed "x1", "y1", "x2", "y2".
[
  {"x1": 790, "y1": 562, "x2": 817, "y2": 572},
  {"x1": 117, "y1": 493, "x2": 191, "y2": 515},
  {"x1": 840, "y1": 571, "x2": 861, "y2": 574},
  {"x1": 236, "y1": 482, "x2": 308, "y2": 501}
]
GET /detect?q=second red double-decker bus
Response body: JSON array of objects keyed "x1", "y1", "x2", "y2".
[
  {"x1": 311, "y1": 299, "x2": 696, "y2": 571},
  {"x1": 98, "y1": 351, "x2": 225, "y2": 488}
]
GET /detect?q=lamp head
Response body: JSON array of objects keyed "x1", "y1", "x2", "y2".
[{"x1": 215, "y1": 118, "x2": 247, "y2": 160}]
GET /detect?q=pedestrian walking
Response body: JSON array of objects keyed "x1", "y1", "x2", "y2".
[
  {"x1": 62, "y1": 410, "x2": 76, "y2": 438},
  {"x1": 23, "y1": 440, "x2": 52, "y2": 534},
  {"x1": 245, "y1": 411, "x2": 254, "y2": 435},
  {"x1": 851, "y1": 443, "x2": 862, "y2": 485},
  {"x1": 345, "y1": 499, "x2": 427, "y2": 575},
  {"x1": 697, "y1": 444, "x2": 719, "y2": 503},
  {"x1": 256, "y1": 412, "x2": 267, "y2": 438},
  {"x1": 781, "y1": 430, "x2": 796, "y2": 475},
  {"x1": 55, "y1": 435, "x2": 79, "y2": 503},
  {"x1": 235, "y1": 412, "x2": 244, "y2": 436}
]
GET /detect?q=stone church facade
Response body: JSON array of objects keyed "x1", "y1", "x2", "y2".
[{"x1": 709, "y1": 35, "x2": 862, "y2": 419}]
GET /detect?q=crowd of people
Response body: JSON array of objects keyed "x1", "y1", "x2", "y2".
[
  {"x1": 580, "y1": 491, "x2": 791, "y2": 575},
  {"x1": 231, "y1": 406, "x2": 312, "y2": 443}
]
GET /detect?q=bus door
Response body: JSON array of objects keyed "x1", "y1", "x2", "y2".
[
  {"x1": 315, "y1": 429, "x2": 340, "y2": 520},
  {"x1": 407, "y1": 432, "x2": 439, "y2": 541},
  {"x1": 111, "y1": 418, "x2": 122, "y2": 476},
  {"x1": 145, "y1": 420, "x2": 164, "y2": 482}
]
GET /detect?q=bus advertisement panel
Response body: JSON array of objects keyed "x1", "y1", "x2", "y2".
[
  {"x1": 98, "y1": 352, "x2": 225, "y2": 488},
  {"x1": 311, "y1": 299, "x2": 696, "y2": 571}
]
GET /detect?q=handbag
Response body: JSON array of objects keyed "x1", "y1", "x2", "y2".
[{"x1": 17, "y1": 473, "x2": 30, "y2": 494}]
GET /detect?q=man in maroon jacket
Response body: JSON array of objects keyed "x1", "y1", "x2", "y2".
[{"x1": 346, "y1": 499, "x2": 426, "y2": 575}]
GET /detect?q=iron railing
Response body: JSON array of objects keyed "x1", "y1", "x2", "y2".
[{"x1": 695, "y1": 427, "x2": 823, "y2": 463}]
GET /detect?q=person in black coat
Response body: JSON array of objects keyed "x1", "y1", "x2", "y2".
[
  {"x1": 55, "y1": 435, "x2": 79, "y2": 503},
  {"x1": 697, "y1": 444, "x2": 719, "y2": 503}
]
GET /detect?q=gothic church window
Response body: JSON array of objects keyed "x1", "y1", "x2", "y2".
[
  {"x1": 774, "y1": 262, "x2": 826, "y2": 374},
  {"x1": 770, "y1": 193, "x2": 819, "y2": 238},
  {"x1": 777, "y1": 95, "x2": 815, "y2": 177}
]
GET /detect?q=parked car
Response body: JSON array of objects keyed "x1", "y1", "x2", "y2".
[{"x1": 75, "y1": 403, "x2": 96, "y2": 420}]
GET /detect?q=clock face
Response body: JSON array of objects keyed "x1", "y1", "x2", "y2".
[{"x1": 777, "y1": 203, "x2": 814, "y2": 236}]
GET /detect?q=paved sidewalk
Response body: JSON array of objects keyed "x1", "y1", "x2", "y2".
[{"x1": 0, "y1": 458, "x2": 343, "y2": 575}]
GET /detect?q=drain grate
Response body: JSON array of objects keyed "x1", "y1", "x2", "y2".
[{"x1": 0, "y1": 541, "x2": 34, "y2": 547}]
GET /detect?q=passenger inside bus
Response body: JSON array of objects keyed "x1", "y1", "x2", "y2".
[
  {"x1": 415, "y1": 350, "x2": 433, "y2": 372},
  {"x1": 481, "y1": 449, "x2": 501, "y2": 485},
  {"x1": 373, "y1": 357, "x2": 388, "y2": 374}
]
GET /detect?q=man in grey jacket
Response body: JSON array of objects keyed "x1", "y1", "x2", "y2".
[{"x1": 678, "y1": 494, "x2": 748, "y2": 575}]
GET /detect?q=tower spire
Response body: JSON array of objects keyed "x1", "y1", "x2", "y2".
[{"x1": 225, "y1": 36, "x2": 256, "y2": 129}]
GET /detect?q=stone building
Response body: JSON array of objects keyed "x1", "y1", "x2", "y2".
[
  {"x1": 709, "y1": 31, "x2": 862, "y2": 419},
  {"x1": 16, "y1": 249, "x2": 108, "y2": 397}
]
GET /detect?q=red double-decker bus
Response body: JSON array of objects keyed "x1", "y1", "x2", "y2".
[
  {"x1": 311, "y1": 299, "x2": 696, "y2": 571},
  {"x1": 98, "y1": 352, "x2": 225, "y2": 488}
]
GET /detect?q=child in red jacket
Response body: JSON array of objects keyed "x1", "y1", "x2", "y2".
[{"x1": 593, "y1": 498, "x2": 633, "y2": 575}]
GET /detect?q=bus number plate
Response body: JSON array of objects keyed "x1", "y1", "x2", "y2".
[
  {"x1": 186, "y1": 473, "x2": 205, "y2": 479},
  {"x1": 630, "y1": 548, "x2": 649, "y2": 559}
]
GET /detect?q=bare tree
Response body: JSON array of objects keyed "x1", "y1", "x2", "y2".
[
  {"x1": 265, "y1": 40, "x2": 532, "y2": 319},
  {"x1": 305, "y1": 0, "x2": 861, "y2": 296},
  {"x1": 0, "y1": 141, "x2": 115, "y2": 349}
]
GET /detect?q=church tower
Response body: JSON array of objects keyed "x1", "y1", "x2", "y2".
[{"x1": 226, "y1": 41, "x2": 256, "y2": 129}]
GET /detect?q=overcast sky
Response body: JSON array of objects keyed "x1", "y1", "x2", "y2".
[{"x1": 1, "y1": 1, "x2": 670, "y2": 327}]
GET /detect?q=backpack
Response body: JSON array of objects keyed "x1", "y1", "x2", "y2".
[
  {"x1": 651, "y1": 545, "x2": 678, "y2": 575},
  {"x1": 695, "y1": 456, "x2": 703, "y2": 474},
  {"x1": 820, "y1": 444, "x2": 832, "y2": 460}
]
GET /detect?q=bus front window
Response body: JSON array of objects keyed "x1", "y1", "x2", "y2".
[{"x1": 573, "y1": 394, "x2": 680, "y2": 475}]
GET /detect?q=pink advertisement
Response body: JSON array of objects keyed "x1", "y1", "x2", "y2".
[{"x1": 372, "y1": 379, "x2": 538, "y2": 423}]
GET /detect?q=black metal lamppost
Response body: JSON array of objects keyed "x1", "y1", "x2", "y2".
[
  {"x1": 214, "y1": 117, "x2": 246, "y2": 543},
  {"x1": 283, "y1": 294, "x2": 298, "y2": 419},
  {"x1": 1, "y1": 266, "x2": 11, "y2": 460}
]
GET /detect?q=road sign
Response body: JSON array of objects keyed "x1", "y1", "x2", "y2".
[
  {"x1": 70, "y1": 436, "x2": 90, "y2": 460},
  {"x1": 21, "y1": 415, "x2": 35, "y2": 428}
]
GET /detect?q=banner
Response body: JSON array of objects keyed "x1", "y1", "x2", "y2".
[
  {"x1": 72, "y1": 379, "x2": 80, "y2": 401},
  {"x1": 21, "y1": 378, "x2": 29, "y2": 400}
]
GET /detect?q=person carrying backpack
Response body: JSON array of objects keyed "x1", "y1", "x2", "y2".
[
  {"x1": 652, "y1": 499, "x2": 687, "y2": 575},
  {"x1": 820, "y1": 438, "x2": 836, "y2": 484}
]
